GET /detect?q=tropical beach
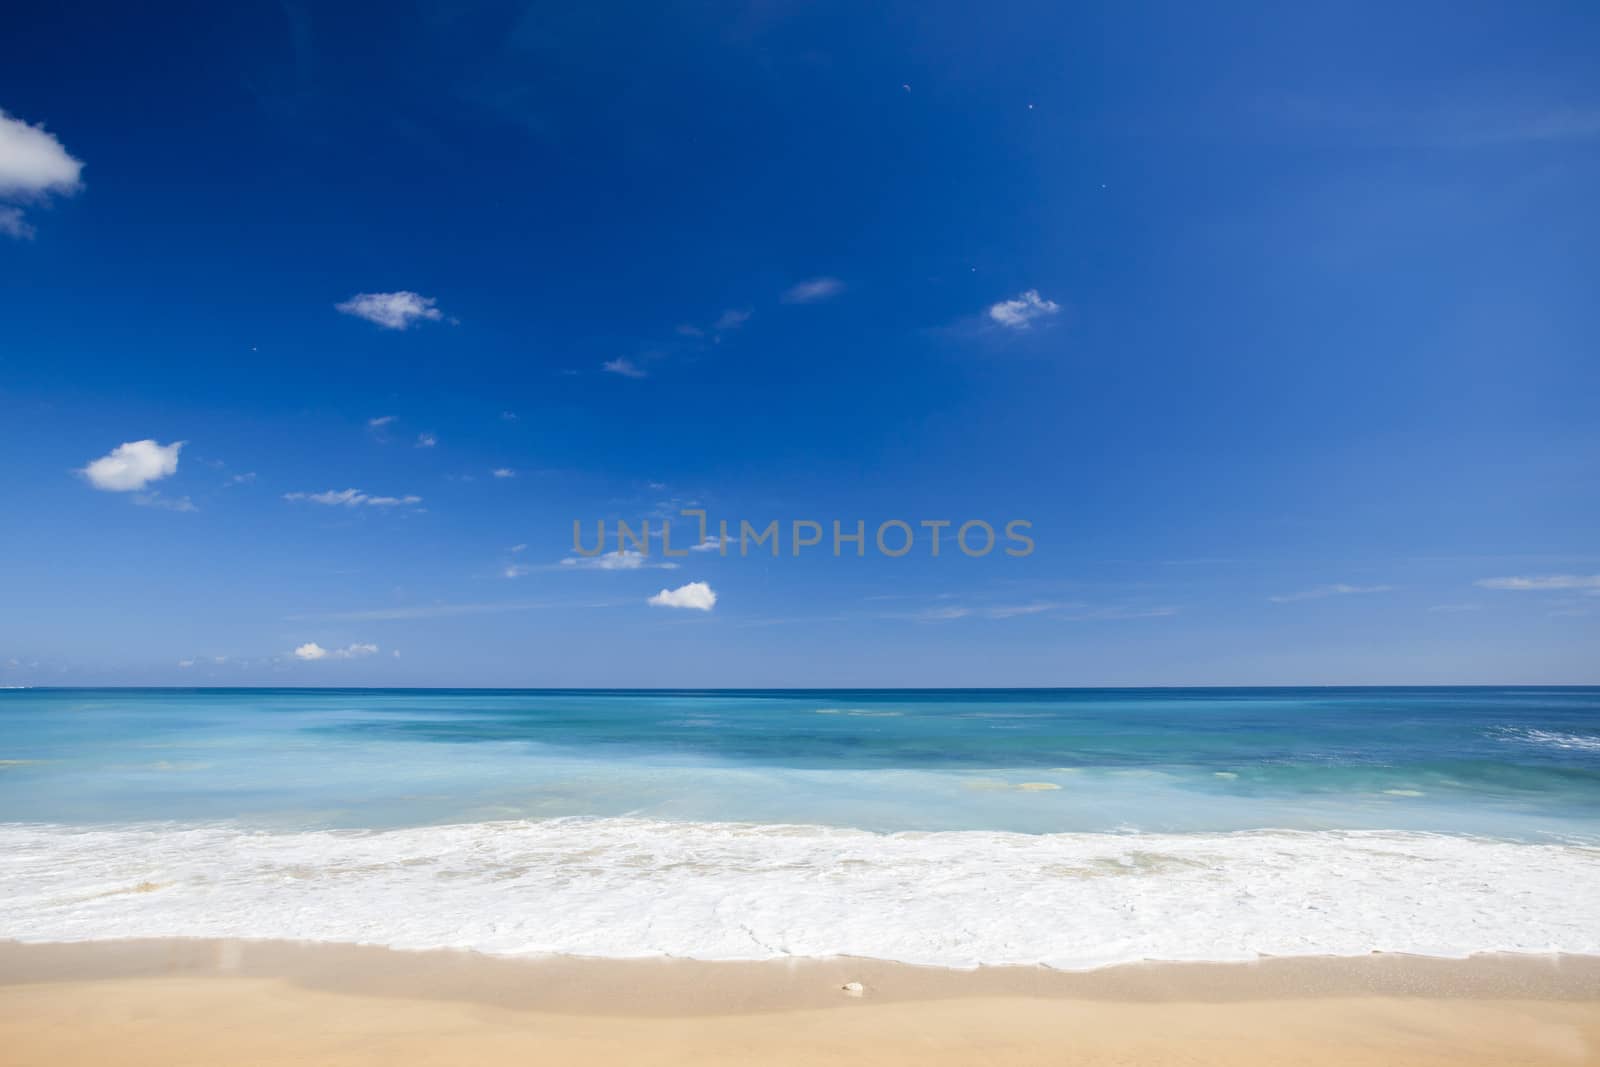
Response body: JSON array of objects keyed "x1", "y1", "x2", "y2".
[
  {"x1": 5, "y1": 0, "x2": 1599, "y2": 1061},
  {"x1": 2, "y1": 688, "x2": 1599, "y2": 1063}
]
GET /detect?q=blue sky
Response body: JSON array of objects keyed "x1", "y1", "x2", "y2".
[{"x1": 2, "y1": 1, "x2": 1597, "y2": 686}]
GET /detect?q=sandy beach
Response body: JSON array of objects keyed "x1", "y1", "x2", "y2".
[{"x1": 2, "y1": 940, "x2": 1597, "y2": 1065}]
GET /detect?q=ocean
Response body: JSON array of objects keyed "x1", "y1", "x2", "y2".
[{"x1": 2, "y1": 686, "x2": 1598, "y2": 968}]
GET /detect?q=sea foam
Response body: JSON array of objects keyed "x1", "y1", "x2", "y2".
[{"x1": 2, "y1": 818, "x2": 1597, "y2": 969}]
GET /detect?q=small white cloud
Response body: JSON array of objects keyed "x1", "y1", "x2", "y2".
[
  {"x1": 602, "y1": 357, "x2": 647, "y2": 378},
  {"x1": 79, "y1": 439, "x2": 183, "y2": 492},
  {"x1": 510, "y1": 543, "x2": 528, "y2": 553},
  {"x1": 503, "y1": 564, "x2": 532, "y2": 578},
  {"x1": 561, "y1": 550, "x2": 678, "y2": 571},
  {"x1": 492, "y1": 468, "x2": 515, "y2": 478},
  {"x1": 1475, "y1": 574, "x2": 1600, "y2": 591},
  {"x1": 226, "y1": 472, "x2": 257, "y2": 486},
  {"x1": 294, "y1": 641, "x2": 378, "y2": 661},
  {"x1": 177, "y1": 659, "x2": 195, "y2": 669},
  {"x1": 134, "y1": 493, "x2": 197, "y2": 512},
  {"x1": 0, "y1": 206, "x2": 34, "y2": 239},
  {"x1": 0, "y1": 109, "x2": 84, "y2": 239},
  {"x1": 984, "y1": 602, "x2": 1063, "y2": 618},
  {"x1": 648, "y1": 580, "x2": 717, "y2": 611},
  {"x1": 713, "y1": 308, "x2": 752, "y2": 330},
  {"x1": 500, "y1": 410, "x2": 519, "y2": 421},
  {"x1": 284, "y1": 489, "x2": 421, "y2": 507},
  {"x1": 987, "y1": 289, "x2": 1060, "y2": 329},
  {"x1": 1269, "y1": 584, "x2": 1392, "y2": 604},
  {"x1": 336, "y1": 291, "x2": 445, "y2": 330},
  {"x1": 368, "y1": 415, "x2": 397, "y2": 429},
  {"x1": 416, "y1": 432, "x2": 437, "y2": 448},
  {"x1": 782, "y1": 277, "x2": 843, "y2": 303}
]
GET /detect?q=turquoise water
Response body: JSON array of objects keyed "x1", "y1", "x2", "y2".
[
  {"x1": 3, "y1": 687, "x2": 1597, "y2": 839},
  {"x1": 4, "y1": 687, "x2": 1600, "y2": 966}
]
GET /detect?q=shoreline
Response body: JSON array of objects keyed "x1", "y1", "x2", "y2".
[
  {"x1": 3, "y1": 940, "x2": 1598, "y2": 1065},
  {"x1": 8, "y1": 820, "x2": 1596, "y2": 967},
  {"x1": 6, "y1": 938, "x2": 1600, "y2": 1009}
]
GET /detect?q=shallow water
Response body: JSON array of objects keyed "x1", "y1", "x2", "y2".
[
  {"x1": 1, "y1": 687, "x2": 1596, "y2": 836},
  {"x1": 2, "y1": 687, "x2": 1597, "y2": 967}
]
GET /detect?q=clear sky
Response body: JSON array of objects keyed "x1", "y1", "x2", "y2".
[{"x1": 2, "y1": 1, "x2": 1597, "y2": 686}]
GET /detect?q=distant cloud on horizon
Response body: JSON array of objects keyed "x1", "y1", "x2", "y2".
[
  {"x1": 1476, "y1": 574, "x2": 1600, "y2": 592},
  {"x1": 293, "y1": 641, "x2": 379, "y2": 661},
  {"x1": 1268, "y1": 583, "x2": 1392, "y2": 604}
]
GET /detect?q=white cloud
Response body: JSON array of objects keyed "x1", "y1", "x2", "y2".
[
  {"x1": 134, "y1": 493, "x2": 197, "y2": 512},
  {"x1": 0, "y1": 206, "x2": 34, "y2": 239},
  {"x1": 336, "y1": 291, "x2": 445, "y2": 330},
  {"x1": 782, "y1": 277, "x2": 843, "y2": 303},
  {"x1": 987, "y1": 289, "x2": 1060, "y2": 329},
  {"x1": 503, "y1": 564, "x2": 532, "y2": 578},
  {"x1": 79, "y1": 440, "x2": 183, "y2": 492},
  {"x1": 416, "y1": 432, "x2": 437, "y2": 448},
  {"x1": 510, "y1": 543, "x2": 528, "y2": 553},
  {"x1": 294, "y1": 641, "x2": 378, "y2": 661},
  {"x1": 561, "y1": 550, "x2": 678, "y2": 571},
  {"x1": 648, "y1": 580, "x2": 717, "y2": 611},
  {"x1": 500, "y1": 411, "x2": 519, "y2": 421},
  {"x1": 368, "y1": 415, "x2": 397, "y2": 429},
  {"x1": 713, "y1": 308, "x2": 752, "y2": 330},
  {"x1": 1269, "y1": 584, "x2": 1392, "y2": 604},
  {"x1": 1476, "y1": 574, "x2": 1600, "y2": 591},
  {"x1": 284, "y1": 488, "x2": 421, "y2": 507},
  {"x1": 602, "y1": 357, "x2": 647, "y2": 378},
  {"x1": 492, "y1": 468, "x2": 515, "y2": 478},
  {"x1": 0, "y1": 110, "x2": 83, "y2": 195},
  {"x1": 0, "y1": 109, "x2": 83, "y2": 239},
  {"x1": 984, "y1": 602, "x2": 1063, "y2": 618}
]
